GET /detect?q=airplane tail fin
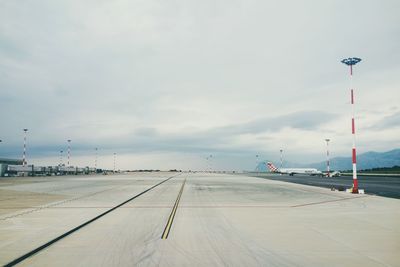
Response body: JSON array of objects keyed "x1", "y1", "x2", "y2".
[{"x1": 266, "y1": 162, "x2": 279, "y2": 173}]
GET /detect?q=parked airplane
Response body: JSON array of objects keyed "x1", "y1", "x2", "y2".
[{"x1": 266, "y1": 162, "x2": 323, "y2": 176}]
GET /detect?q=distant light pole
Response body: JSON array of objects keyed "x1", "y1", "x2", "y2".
[
  {"x1": 209, "y1": 154, "x2": 213, "y2": 172},
  {"x1": 280, "y1": 149, "x2": 283, "y2": 169},
  {"x1": 113, "y1": 153, "x2": 116, "y2": 173},
  {"x1": 95, "y1": 147, "x2": 98, "y2": 171},
  {"x1": 255, "y1": 154, "x2": 259, "y2": 172},
  {"x1": 341, "y1": 57, "x2": 362, "y2": 193},
  {"x1": 59, "y1": 150, "x2": 63, "y2": 166},
  {"x1": 22, "y1": 129, "x2": 28, "y2": 166},
  {"x1": 67, "y1": 140, "x2": 71, "y2": 166},
  {"x1": 325, "y1": 139, "x2": 330, "y2": 177}
]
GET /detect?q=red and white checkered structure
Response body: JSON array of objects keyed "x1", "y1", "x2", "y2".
[
  {"x1": 22, "y1": 129, "x2": 28, "y2": 166},
  {"x1": 341, "y1": 57, "x2": 362, "y2": 194},
  {"x1": 67, "y1": 139, "x2": 71, "y2": 166},
  {"x1": 325, "y1": 139, "x2": 330, "y2": 177}
]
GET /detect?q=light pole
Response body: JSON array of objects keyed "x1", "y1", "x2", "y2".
[
  {"x1": 280, "y1": 149, "x2": 283, "y2": 169},
  {"x1": 255, "y1": 154, "x2": 259, "y2": 172},
  {"x1": 23, "y1": 129, "x2": 28, "y2": 166},
  {"x1": 341, "y1": 57, "x2": 362, "y2": 193},
  {"x1": 59, "y1": 150, "x2": 63, "y2": 166},
  {"x1": 95, "y1": 148, "x2": 98, "y2": 172},
  {"x1": 67, "y1": 140, "x2": 71, "y2": 166},
  {"x1": 113, "y1": 153, "x2": 116, "y2": 173},
  {"x1": 325, "y1": 139, "x2": 330, "y2": 177},
  {"x1": 209, "y1": 154, "x2": 212, "y2": 172}
]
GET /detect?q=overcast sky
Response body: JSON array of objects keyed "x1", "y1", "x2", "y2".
[{"x1": 1, "y1": 0, "x2": 399, "y2": 170}]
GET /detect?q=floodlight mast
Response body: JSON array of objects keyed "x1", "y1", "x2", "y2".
[
  {"x1": 95, "y1": 148, "x2": 98, "y2": 171},
  {"x1": 209, "y1": 154, "x2": 212, "y2": 172},
  {"x1": 341, "y1": 57, "x2": 361, "y2": 193},
  {"x1": 113, "y1": 153, "x2": 116, "y2": 173},
  {"x1": 67, "y1": 140, "x2": 71, "y2": 166},
  {"x1": 255, "y1": 155, "x2": 259, "y2": 172},
  {"x1": 325, "y1": 139, "x2": 330, "y2": 177},
  {"x1": 23, "y1": 129, "x2": 28, "y2": 166},
  {"x1": 60, "y1": 150, "x2": 63, "y2": 166}
]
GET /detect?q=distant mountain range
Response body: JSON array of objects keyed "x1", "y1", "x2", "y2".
[{"x1": 256, "y1": 149, "x2": 400, "y2": 172}]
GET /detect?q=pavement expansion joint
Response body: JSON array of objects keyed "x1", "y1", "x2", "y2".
[{"x1": 291, "y1": 195, "x2": 368, "y2": 208}]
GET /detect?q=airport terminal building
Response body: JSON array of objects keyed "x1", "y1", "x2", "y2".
[
  {"x1": 0, "y1": 158, "x2": 23, "y2": 177},
  {"x1": 0, "y1": 158, "x2": 96, "y2": 177}
]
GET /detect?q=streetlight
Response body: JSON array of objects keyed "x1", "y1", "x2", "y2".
[
  {"x1": 341, "y1": 57, "x2": 362, "y2": 193},
  {"x1": 23, "y1": 129, "x2": 28, "y2": 166},
  {"x1": 59, "y1": 150, "x2": 63, "y2": 166},
  {"x1": 209, "y1": 154, "x2": 213, "y2": 172},
  {"x1": 280, "y1": 149, "x2": 283, "y2": 169},
  {"x1": 113, "y1": 153, "x2": 116, "y2": 173},
  {"x1": 325, "y1": 139, "x2": 330, "y2": 177},
  {"x1": 67, "y1": 140, "x2": 71, "y2": 166},
  {"x1": 255, "y1": 155, "x2": 259, "y2": 172},
  {"x1": 95, "y1": 147, "x2": 98, "y2": 172}
]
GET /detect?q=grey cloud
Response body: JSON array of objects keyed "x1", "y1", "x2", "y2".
[
  {"x1": 0, "y1": 110, "x2": 342, "y2": 158},
  {"x1": 134, "y1": 127, "x2": 158, "y2": 137},
  {"x1": 369, "y1": 112, "x2": 400, "y2": 130},
  {"x1": 111, "y1": 110, "x2": 339, "y2": 154},
  {"x1": 212, "y1": 111, "x2": 338, "y2": 136}
]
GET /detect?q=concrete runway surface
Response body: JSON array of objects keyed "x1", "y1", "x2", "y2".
[{"x1": 0, "y1": 172, "x2": 399, "y2": 266}]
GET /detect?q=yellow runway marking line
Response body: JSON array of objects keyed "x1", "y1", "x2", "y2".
[{"x1": 161, "y1": 178, "x2": 186, "y2": 239}]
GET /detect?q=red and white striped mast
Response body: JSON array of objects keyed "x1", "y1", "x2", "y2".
[
  {"x1": 59, "y1": 150, "x2": 63, "y2": 166},
  {"x1": 22, "y1": 129, "x2": 28, "y2": 166},
  {"x1": 325, "y1": 139, "x2": 330, "y2": 177},
  {"x1": 67, "y1": 139, "x2": 71, "y2": 166},
  {"x1": 341, "y1": 57, "x2": 361, "y2": 194}
]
